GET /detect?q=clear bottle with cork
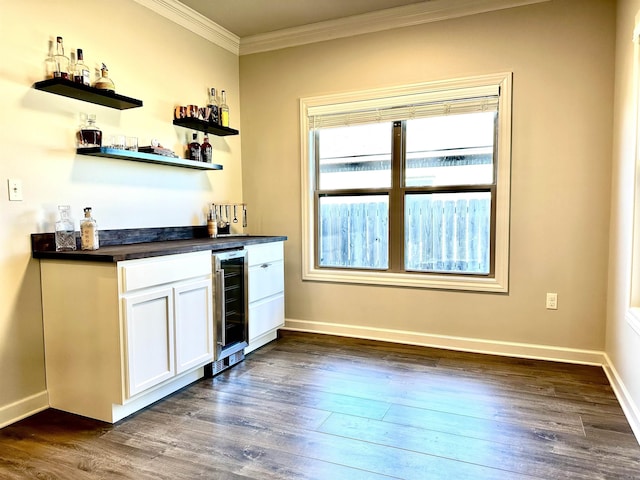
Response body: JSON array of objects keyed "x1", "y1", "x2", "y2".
[
  {"x1": 219, "y1": 90, "x2": 229, "y2": 127},
  {"x1": 52, "y1": 36, "x2": 70, "y2": 80},
  {"x1": 55, "y1": 205, "x2": 76, "y2": 251},
  {"x1": 94, "y1": 63, "x2": 115, "y2": 92},
  {"x1": 80, "y1": 207, "x2": 99, "y2": 250}
]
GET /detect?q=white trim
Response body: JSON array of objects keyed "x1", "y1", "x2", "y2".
[
  {"x1": 0, "y1": 391, "x2": 49, "y2": 429},
  {"x1": 240, "y1": 0, "x2": 550, "y2": 55},
  {"x1": 626, "y1": 308, "x2": 640, "y2": 337},
  {"x1": 300, "y1": 72, "x2": 512, "y2": 293},
  {"x1": 603, "y1": 354, "x2": 640, "y2": 445},
  {"x1": 283, "y1": 318, "x2": 605, "y2": 365},
  {"x1": 131, "y1": 0, "x2": 240, "y2": 55}
]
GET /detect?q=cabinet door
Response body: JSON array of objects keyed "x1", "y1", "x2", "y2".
[
  {"x1": 123, "y1": 287, "x2": 175, "y2": 398},
  {"x1": 174, "y1": 277, "x2": 214, "y2": 374},
  {"x1": 249, "y1": 293, "x2": 285, "y2": 342}
]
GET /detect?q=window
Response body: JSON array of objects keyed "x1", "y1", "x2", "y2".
[{"x1": 300, "y1": 73, "x2": 512, "y2": 292}]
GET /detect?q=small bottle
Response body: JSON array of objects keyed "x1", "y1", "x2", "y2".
[
  {"x1": 207, "y1": 87, "x2": 219, "y2": 124},
  {"x1": 188, "y1": 133, "x2": 201, "y2": 161},
  {"x1": 219, "y1": 90, "x2": 229, "y2": 127},
  {"x1": 55, "y1": 205, "x2": 76, "y2": 251},
  {"x1": 52, "y1": 36, "x2": 70, "y2": 80},
  {"x1": 201, "y1": 136, "x2": 212, "y2": 163},
  {"x1": 80, "y1": 207, "x2": 99, "y2": 251},
  {"x1": 94, "y1": 63, "x2": 115, "y2": 92},
  {"x1": 207, "y1": 205, "x2": 218, "y2": 238},
  {"x1": 44, "y1": 39, "x2": 57, "y2": 79},
  {"x1": 73, "y1": 49, "x2": 90, "y2": 86},
  {"x1": 76, "y1": 113, "x2": 102, "y2": 148}
]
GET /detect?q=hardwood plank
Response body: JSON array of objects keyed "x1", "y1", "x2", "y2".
[{"x1": 0, "y1": 331, "x2": 638, "y2": 480}]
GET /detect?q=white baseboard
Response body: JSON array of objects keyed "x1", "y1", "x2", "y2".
[
  {"x1": 0, "y1": 391, "x2": 49, "y2": 429},
  {"x1": 602, "y1": 354, "x2": 640, "y2": 444},
  {"x1": 284, "y1": 318, "x2": 605, "y2": 365}
]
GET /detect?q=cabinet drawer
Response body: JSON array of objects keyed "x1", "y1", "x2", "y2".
[
  {"x1": 247, "y1": 242, "x2": 283, "y2": 267},
  {"x1": 249, "y1": 260, "x2": 284, "y2": 302},
  {"x1": 249, "y1": 294, "x2": 284, "y2": 342},
  {"x1": 120, "y1": 251, "x2": 211, "y2": 293}
]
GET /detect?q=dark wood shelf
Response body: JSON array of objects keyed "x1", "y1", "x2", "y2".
[
  {"x1": 173, "y1": 118, "x2": 239, "y2": 136},
  {"x1": 77, "y1": 147, "x2": 223, "y2": 171},
  {"x1": 33, "y1": 78, "x2": 143, "y2": 110}
]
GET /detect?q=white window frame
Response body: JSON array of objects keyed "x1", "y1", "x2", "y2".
[
  {"x1": 626, "y1": 13, "x2": 640, "y2": 337},
  {"x1": 300, "y1": 72, "x2": 513, "y2": 293}
]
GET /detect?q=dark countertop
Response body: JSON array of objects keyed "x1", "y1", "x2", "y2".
[{"x1": 31, "y1": 226, "x2": 286, "y2": 262}]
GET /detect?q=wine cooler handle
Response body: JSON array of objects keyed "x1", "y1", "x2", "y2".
[{"x1": 216, "y1": 268, "x2": 226, "y2": 347}]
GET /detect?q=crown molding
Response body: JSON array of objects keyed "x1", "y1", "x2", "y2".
[
  {"x1": 131, "y1": 0, "x2": 240, "y2": 55},
  {"x1": 240, "y1": 0, "x2": 550, "y2": 56}
]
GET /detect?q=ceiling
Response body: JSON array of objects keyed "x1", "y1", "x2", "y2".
[{"x1": 177, "y1": 0, "x2": 430, "y2": 38}]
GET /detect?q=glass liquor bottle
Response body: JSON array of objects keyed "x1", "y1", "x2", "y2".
[
  {"x1": 73, "y1": 49, "x2": 90, "y2": 86},
  {"x1": 80, "y1": 207, "x2": 99, "y2": 251},
  {"x1": 201, "y1": 136, "x2": 212, "y2": 163},
  {"x1": 188, "y1": 133, "x2": 201, "y2": 161},
  {"x1": 207, "y1": 87, "x2": 219, "y2": 124},
  {"x1": 52, "y1": 36, "x2": 70, "y2": 80},
  {"x1": 44, "y1": 39, "x2": 57, "y2": 79},
  {"x1": 220, "y1": 90, "x2": 229, "y2": 127},
  {"x1": 94, "y1": 63, "x2": 115, "y2": 92},
  {"x1": 55, "y1": 205, "x2": 76, "y2": 251},
  {"x1": 76, "y1": 113, "x2": 102, "y2": 148}
]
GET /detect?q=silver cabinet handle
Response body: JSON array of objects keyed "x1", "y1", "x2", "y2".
[{"x1": 260, "y1": 263, "x2": 269, "y2": 269}]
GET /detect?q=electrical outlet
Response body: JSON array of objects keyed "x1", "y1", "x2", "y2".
[
  {"x1": 546, "y1": 292, "x2": 558, "y2": 310},
  {"x1": 7, "y1": 178, "x2": 23, "y2": 201}
]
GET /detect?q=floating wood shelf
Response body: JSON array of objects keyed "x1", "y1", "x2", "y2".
[
  {"x1": 77, "y1": 147, "x2": 223, "y2": 171},
  {"x1": 33, "y1": 78, "x2": 143, "y2": 110},
  {"x1": 173, "y1": 118, "x2": 239, "y2": 136}
]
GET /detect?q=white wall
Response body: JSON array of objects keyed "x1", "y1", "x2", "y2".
[
  {"x1": 240, "y1": 0, "x2": 616, "y2": 358},
  {"x1": 606, "y1": 0, "x2": 640, "y2": 440},
  {"x1": 0, "y1": 0, "x2": 242, "y2": 426}
]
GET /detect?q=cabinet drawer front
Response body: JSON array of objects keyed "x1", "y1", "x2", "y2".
[
  {"x1": 249, "y1": 294, "x2": 284, "y2": 341},
  {"x1": 120, "y1": 251, "x2": 211, "y2": 293},
  {"x1": 249, "y1": 260, "x2": 284, "y2": 301},
  {"x1": 247, "y1": 241, "x2": 283, "y2": 267}
]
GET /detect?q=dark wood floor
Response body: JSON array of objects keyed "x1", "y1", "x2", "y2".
[{"x1": 1, "y1": 331, "x2": 639, "y2": 479}]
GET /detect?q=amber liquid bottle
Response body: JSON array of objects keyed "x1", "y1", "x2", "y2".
[
  {"x1": 201, "y1": 136, "x2": 212, "y2": 163},
  {"x1": 188, "y1": 133, "x2": 201, "y2": 161}
]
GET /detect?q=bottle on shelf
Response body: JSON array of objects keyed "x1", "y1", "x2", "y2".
[
  {"x1": 188, "y1": 133, "x2": 201, "y2": 161},
  {"x1": 44, "y1": 39, "x2": 57, "y2": 79},
  {"x1": 80, "y1": 207, "x2": 99, "y2": 251},
  {"x1": 73, "y1": 49, "x2": 90, "y2": 86},
  {"x1": 55, "y1": 205, "x2": 76, "y2": 251},
  {"x1": 76, "y1": 113, "x2": 102, "y2": 148},
  {"x1": 52, "y1": 36, "x2": 70, "y2": 80},
  {"x1": 220, "y1": 90, "x2": 229, "y2": 127},
  {"x1": 201, "y1": 136, "x2": 212, "y2": 163},
  {"x1": 207, "y1": 88, "x2": 219, "y2": 124},
  {"x1": 94, "y1": 63, "x2": 115, "y2": 92}
]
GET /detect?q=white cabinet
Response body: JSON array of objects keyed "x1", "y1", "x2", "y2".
[
  {"x1": 40, "y1": 251, "x2": 213, "y2": 423},
  {"x1": 245, "y1": 241, "x2": 285, "y2": 354}
]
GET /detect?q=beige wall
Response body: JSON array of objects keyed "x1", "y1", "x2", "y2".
[
  {"x1": 0, "y1": 0, "x2": 241, "y2": 424},
  {"x1": 240, "y1": 0, "x2": 616, "y2": 352},
  {"x1": 607, "y1": 0, "x2": 640, "y2": 434}
]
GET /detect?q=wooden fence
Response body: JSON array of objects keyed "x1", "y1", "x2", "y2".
[{"x1": 319, "y1": 195, "x2": 490, "y2": 274}]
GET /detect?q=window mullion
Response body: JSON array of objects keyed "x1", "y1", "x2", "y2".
[{"x1": 389, "y1": 121, "x2": 405, "y2": 272}]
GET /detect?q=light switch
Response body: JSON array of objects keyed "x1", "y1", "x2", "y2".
[{"x1": 8, "y1": 178, "x2": 23, "y2": 201}]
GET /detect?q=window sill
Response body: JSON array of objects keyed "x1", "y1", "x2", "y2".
[{"x1": 302, "y1": 267, "x2": 507, "y2": 293}]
